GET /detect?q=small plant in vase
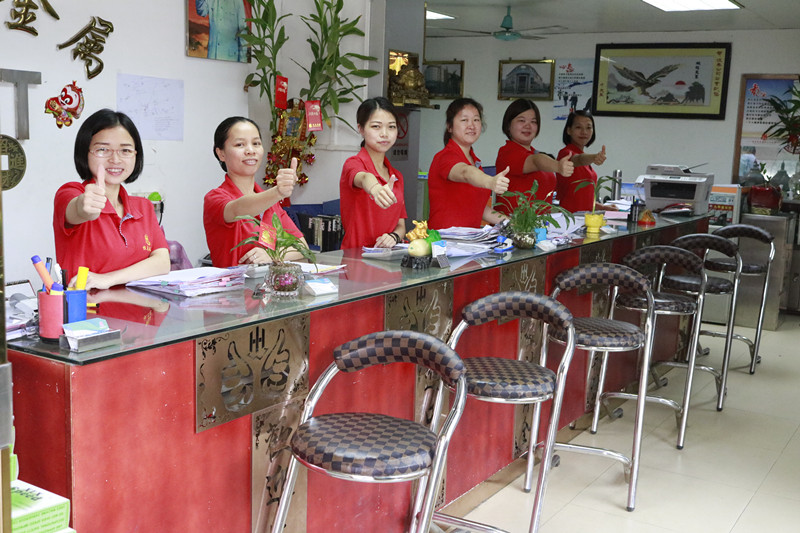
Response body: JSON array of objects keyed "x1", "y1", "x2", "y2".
[
  {"x1": 496, "y1": 182, "x2": 574, "y2": 248},
  {"x1": 573, "y1": 174, "x2": 622, "y2": 234},
  {"x1": 233, "y1": 213, "x2": 316, "y2": 296}
]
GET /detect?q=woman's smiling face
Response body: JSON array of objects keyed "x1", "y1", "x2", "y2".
[
  {"x1": 449, "y1": 105, "x2": 483, "y2": 148},
  {"x1": 216, "y1": 121, "x2": 263, "y2": 178}
]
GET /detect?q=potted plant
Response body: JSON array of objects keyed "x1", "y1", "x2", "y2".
[
  {"x1": 233, "y1": 213, "x2": 317, "y2": 296},
  {"x1": 573, "y1": 175, "x2": 622, "y2": 234},
  {"x1": 759, "y1": 81, "x2": 800, "y2": 206},
  {"x1": 496, "y1": 182, "x2": 574, "y2": 248}
]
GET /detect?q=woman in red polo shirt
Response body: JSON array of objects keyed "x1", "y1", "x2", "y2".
[
  {"x1": 556, "y1": 111, "x2": 616, "y2": 213},
  {"x1": 53, "y1": 109, "x2": 170, "y2": 290},
  {"x1": 203, "y1": 116, "x2": 307, "y2": 267},
  {"x1": 495, "y1": 99, "x2": 574, "y2": 215},
  {"x1": 427, "y1": 98, "x2": 510, "y2": 229},
  {"x1": 339, "y1": 97, "x2": 407, "y2": 249}
]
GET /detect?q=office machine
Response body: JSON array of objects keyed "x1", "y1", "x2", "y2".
[{"x1": 636, "y1": 164, "x2": 714, "y2": 215}]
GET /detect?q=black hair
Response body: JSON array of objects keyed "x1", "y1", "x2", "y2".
[
  {"x1": 501, "y1": 99, "x2": 541, "y2": 140},
  {"x1": 356, "y1": 97, "x2": 398, "y2": 148},
  {"x1": 562, "y1": 110, "x2": 596, "y2": 147},
  {"x1": 74, "y1": 108, "x2": 144, "y2": 183},
  {"x1": 443, "y1": 97, "x2": 484, "y2": 146},
  {"x1": 213, "y1": 116, "x2": 262, "y2": 171}
]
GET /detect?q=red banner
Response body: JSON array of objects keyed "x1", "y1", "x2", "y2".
[
  {"x1": 275, "y1": 76, "x2": 288, "y2": 110},
  {"x1": 305, "y1": 100, "x2": 323, "y2": 131}
]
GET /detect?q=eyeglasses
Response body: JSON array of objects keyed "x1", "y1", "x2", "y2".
[{"x1": 89, "y1": 147, "x2": 137, "y2": 159}]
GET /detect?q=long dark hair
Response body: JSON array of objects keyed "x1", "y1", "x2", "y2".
[
  {"x1": 562, "y1": 110, "x2": 596, "y2": 147},
  {"x1": 501, "y1": 99, "x2": 541, "y2": 140},
  {"x1": 443, "y1": 97, "x2": 484, "y2": 146},
  {"x1": 74, "y1": 109, "x2": 144, "y2": 183},
  {"x1": 213, "y1": 116, "x2": 261, "y2": 171},
  {"x1": 356, "y1": 97, "x2": 398, "y2": 148}
]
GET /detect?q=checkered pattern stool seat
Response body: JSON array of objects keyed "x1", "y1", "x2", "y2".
[
  {"x1": 662, "y1": 274, "x2": 733, "y2": 294},
  {"x1": 463, "y1": 357, "x2": 556, "y2": 400},
  {"x1": 550, "y1": 316, "x2": 644, "y2": 349},
  {"x1": 291, "y1": 412, "x2": 437, "y2": 477},
  {"x1": 704, "y1": 257, "x2": 767, "y2": 274},
  {"x1": 616, "y1": 291, "x2": 697, "y2": 314}
]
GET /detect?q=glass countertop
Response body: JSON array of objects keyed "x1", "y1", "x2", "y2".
[{"x1": 8, "y1": 215, "x2": 705, "y2": 365}]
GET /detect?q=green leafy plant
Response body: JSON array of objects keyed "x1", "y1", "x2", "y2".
[
  {"x1": 496, "y1": 182, "x2": 574, "y2": 234},
  {"x1": 232, "y1": 213, "x2": 316, "y2": 266},
  {"x1": 762, "y1": 82, "x2": 800, "y2": 155},
  {"x1": 573, "y1": 175, "x2": 622, "y2": 213},
  {"x1": 242, "y1": 0, "x2": 291, "y2": 130},
  {"x1": 294, "y1": 0, "x2": 379, "y2": 129}
]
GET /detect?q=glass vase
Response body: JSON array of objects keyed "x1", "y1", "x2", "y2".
[{"x1": 265, "y1": 263, "x2": 303, "y2": 297}]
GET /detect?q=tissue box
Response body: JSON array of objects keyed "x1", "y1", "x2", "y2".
[{"x1": 11, "y1": 480, "x2": 70, "y2": 533}]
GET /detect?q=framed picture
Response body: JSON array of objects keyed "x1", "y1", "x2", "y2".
[
  {"x1": 187, "y1": 0, "x2": 251, "y2": 63},
  {"x1": 498, "y1": 59, "x2": 554, "y2": 100},
  {"x1": 592, "y1": 42, "x2": 731, "y2": 119},
  {"x1": 423, "y1": 60, "x2": 464, "y2": 99},
  {"x1": 732, "y1": 74, "x2": 800, "y2": 183}
]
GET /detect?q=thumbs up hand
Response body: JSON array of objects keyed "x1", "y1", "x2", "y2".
[
  {"x1": 557, "y1": 155, "x2": 574, "y2": 177},
  {"x1": 79, "y1": 163, "x2": 108, "y2": 220},
  {"x1": 592, "y1": 145, "x2": 607, "y2": 166},
  {"x1": 275, "y1": 157, "x2": 298, "y2": 199}
]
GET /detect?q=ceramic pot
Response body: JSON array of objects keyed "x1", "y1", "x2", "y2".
[
  {"x1": 265, "y1": 263, "x2": 303, "y2": 297},
  {"x1": 584, "y1": 212, "x2": 605, "y2": 235},
  {"x1": 510, "y1": 231, "x2": 537, "y2": 249}
]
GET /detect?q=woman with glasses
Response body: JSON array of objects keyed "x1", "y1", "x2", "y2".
[{"x1": 53, "y1": 108, "x2": 170, "y2": 290}]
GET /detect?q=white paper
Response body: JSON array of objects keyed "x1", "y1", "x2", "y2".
[{"x1": 117, "y1": 73, "x2": 184, "y2": 141}]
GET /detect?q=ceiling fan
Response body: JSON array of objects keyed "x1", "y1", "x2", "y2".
[{"x1": 429, "y1": 6, "x2": 565, "y2": 41}]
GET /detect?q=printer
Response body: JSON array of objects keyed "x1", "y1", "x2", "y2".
[{"x1": 636, "y1": 164, "x2": 714, "y2": 215}]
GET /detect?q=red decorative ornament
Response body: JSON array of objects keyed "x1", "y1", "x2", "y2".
[{"x1": 44, "y1": 81, "x2": 85, "y2": 128}]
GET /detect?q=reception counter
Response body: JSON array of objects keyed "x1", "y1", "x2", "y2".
[{"x1": 8, "y1": 215, "x2": 708, "y2": 533}]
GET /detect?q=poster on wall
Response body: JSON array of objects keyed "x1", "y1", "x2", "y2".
[
  {"x1": 732, "y1": 74, "x2": 800, "y2": 183},
  {"x1": 187, "y1": 0, "x2": 251, "y2": 63},
  {"x1": 553, "y1": 58, "x2": 594, "y2": 121}
]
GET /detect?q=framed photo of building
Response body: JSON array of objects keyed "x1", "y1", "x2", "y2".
[
  {"x1": 498, "y1": 59, "x2": 554, "y2": 100},
  {"x1": 423, "y1": 60, "x2": 464, "y2": 99},
  {"x1": 592, "y1": 42, "x2": 731, "y2": 119}
]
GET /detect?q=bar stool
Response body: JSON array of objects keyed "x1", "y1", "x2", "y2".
[
  {"x1": 270, "y1": 330, "x2": 467, "y2": 533},
  {"x1": 614, "y1": 245, "x2": 707, "y2": 450},
  {"x1": 665, "y1": 233, "x2": 742, "y2": 412},
  {"x1": 430, "y1": 291, "x2": 576, "y2": 533},
  {"x1": 549, "y1": 262, "x2": 655, "y2": 512},
  {"x1": 708, "y1": 224, "x2": 774, "y2": 374}
]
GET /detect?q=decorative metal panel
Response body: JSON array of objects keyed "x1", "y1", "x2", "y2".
[
  {"x1": 196, "y1": 314, "x2": 310, "y2": 432},
  {"x1": 252, "y1": 398, "x2": 307, "y2": 533},
  {"x1": 385, "y1": 280, "x2": 453, "y2": 507}
]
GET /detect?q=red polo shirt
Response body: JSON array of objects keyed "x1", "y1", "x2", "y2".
[
  {"x1": 428, "y1": 140, "x2": 490, "y2": 229},
  {"x1": 495, "y1": 140, "x2": 556, "y2": 215},
  {"x1": 53, "y1": 181, "x2": 168, "y2": 279},
  {"x1": 203, "y1": 175, "x2": 303, "y2": 267},
  {"x1": 339, "y1": 147, "x2": 407, "y2": 249},
  {"x1": 557, "y1": 143, "x2": 596, "y2": 212}
]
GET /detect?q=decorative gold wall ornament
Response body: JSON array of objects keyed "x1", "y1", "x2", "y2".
[{"x1": 387, "y1": 49, "x2": 430, "y2": 108}]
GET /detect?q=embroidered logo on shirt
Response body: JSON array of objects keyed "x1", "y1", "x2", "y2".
[{"x1": 143, "y1": 234, "x2": 152, "y2": 253}]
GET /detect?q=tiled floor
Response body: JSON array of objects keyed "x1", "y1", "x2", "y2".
[{"x1": 448, "y1": 314, "x2": 800, "y2": 533}]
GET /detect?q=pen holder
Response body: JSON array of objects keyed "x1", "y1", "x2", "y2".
[
  {"x1": 38, "y1": 291, "x2": 64, "y2": 343},
  {"x1": 65, "y1": 290, "x2": 87, "y2": 323}
]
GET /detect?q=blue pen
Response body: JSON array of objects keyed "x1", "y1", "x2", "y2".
[{"x1": 43, "y1": 257, "x2": 53, "y2": 291}]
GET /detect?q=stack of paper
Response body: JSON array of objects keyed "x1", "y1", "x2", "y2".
[
  {"x1": 126, "y1": 266, "x2": 248, "y2": 297},
  {"x1": 60, "y1": 318, "x2": 121, "y2": 352}
]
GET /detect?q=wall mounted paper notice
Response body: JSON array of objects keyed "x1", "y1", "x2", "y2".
[{"x1": 117, "y1": 73, "x2": 184, "y2": 141}]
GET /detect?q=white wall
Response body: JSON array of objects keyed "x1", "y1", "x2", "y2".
[
  {"x1": 0, "y1": 0, "x2": 250, "y2": 282},
  {"x1": 421, "y1": 29, "x2": 800, "y2": 184}
]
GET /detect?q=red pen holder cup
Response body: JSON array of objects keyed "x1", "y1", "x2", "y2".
[
  {"x1": 38, "y1": 291, "x2": 64, "y2": 343},
  {"x1": 65, "y1": 290, "x2": 87, "y2": 323}
]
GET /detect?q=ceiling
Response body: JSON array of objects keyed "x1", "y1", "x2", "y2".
[{"x1": 424, "y1": 0, "x2": 800, "y2": 39}]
